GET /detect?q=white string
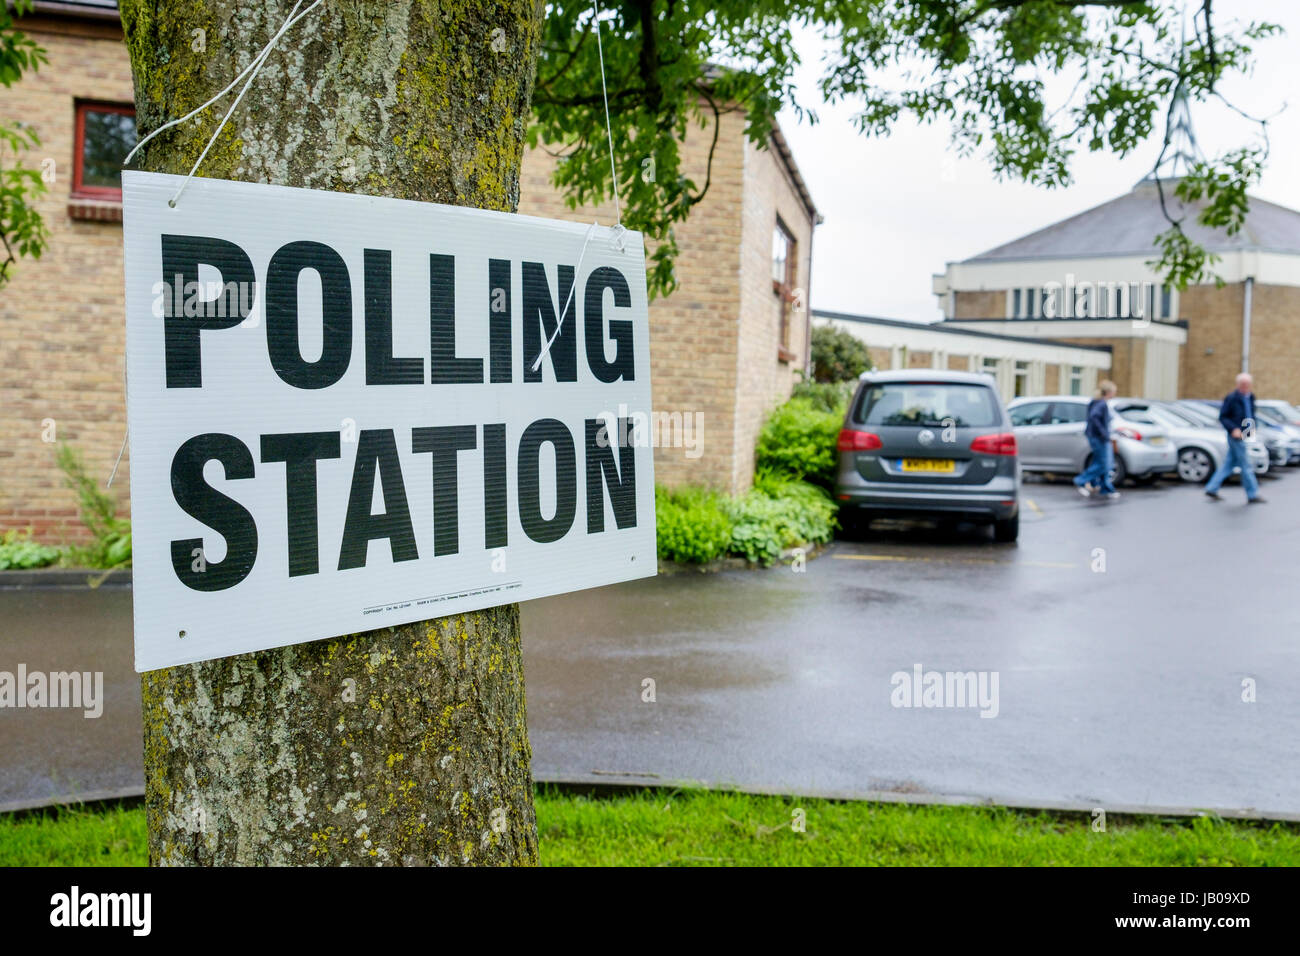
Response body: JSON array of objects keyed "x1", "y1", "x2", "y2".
[
  {"x1": 107, "y1": 427, "x2": 127, "y2": 489},
  {"x1": 531, "y1": 6, "x2": 627, "y2": 369},
  {"x1": 592, "y1": 0, "x2": 621, "y2": 230},
  {"x1": 531, "y1": 221, "x2": 599, "y2": 372},
  {"x1": 123, "y1": 0, "x2": 325, "y2": 206}
]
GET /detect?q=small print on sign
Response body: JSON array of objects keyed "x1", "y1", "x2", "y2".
[{"x1": 122, "y1": 172, "x2": 656, "y2": 671}]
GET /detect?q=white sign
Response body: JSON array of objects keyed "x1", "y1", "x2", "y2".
[{"x1": 123, "y1": 172, "x2": 656, "y2": 672}]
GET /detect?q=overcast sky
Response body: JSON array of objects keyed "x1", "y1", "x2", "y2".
[{"x1": 777, "y1": 0, "x2": 1300, "y2": 322}]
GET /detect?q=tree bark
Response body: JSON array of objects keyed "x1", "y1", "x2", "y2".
[{"x1": 121, "y1": 0, "x2": 544, "y2": 866}]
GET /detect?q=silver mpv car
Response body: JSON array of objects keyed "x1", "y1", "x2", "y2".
[{"x1": 834, "y1": 370, "x2": 1020, "y2": 541}]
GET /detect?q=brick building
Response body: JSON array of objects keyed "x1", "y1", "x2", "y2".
[
  {"x1": 0, "y1": 2, "x2": 818, "y2": 542},
  {"x1": 930, "y1": 176, "x2": 1300, "y2": 401}
]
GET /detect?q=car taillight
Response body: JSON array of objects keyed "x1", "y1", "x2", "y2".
[
  {"x1": 837, "y1": 429, "x2": 882, "y2": 451},
  {"x1": 970, "y1": 432, "x2": 1017, "y2": 456},
  {"x1": 1115, "y1": 426, "x2": 1141, "y2": 441}
]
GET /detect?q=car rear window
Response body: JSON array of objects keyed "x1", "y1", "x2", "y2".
[{"x1": 853, "y1": 382, "x2": 1000, "y2": 427}]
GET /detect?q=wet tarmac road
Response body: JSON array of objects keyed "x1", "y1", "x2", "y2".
[
  {"x1": 3, "y1": 473, "x2": 1299, "y2": 814},
  {"x1": 520, "y1": 474, "x2": 1300, "y2": 815}
]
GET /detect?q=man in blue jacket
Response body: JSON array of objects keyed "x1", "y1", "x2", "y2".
[
  {"x1": 1205, "y1": 372, "x2": 1265, "y2": 503},
  {"x1": 1073, "y1": 380, "x2": 1119, "y2": 499}
]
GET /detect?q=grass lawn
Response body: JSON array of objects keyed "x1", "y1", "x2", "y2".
[{"x1": 3, "y1": 787, "x2": 1298, "y2": 866}]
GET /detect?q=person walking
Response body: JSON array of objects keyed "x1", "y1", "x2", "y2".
[
  {"x1": 1074, "y1": 380, "x2": 1120, "y2": 500},
  {"x1": 1205, "y1": 372, "x2": 1266, "y2": 504}
]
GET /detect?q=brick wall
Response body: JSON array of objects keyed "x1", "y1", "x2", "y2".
[
  {"x1": 947, "y1": 354, "x2": 969, "y2": 371},
  {"x1": 729, "y1": 134, "x2": 816, "y2": 492},
  {"x1": 518, "y1": 107, "x2": 752, "y2": 492},
  {"x1": 953, "y1": 290, "x2": 1004, "y2": 318},
  {"x1": 1, "y1": 22, "x2": 820, "y2": 538},
  {"x1": 1043, "y1": 363, "x2": 1060, "y2": 394},
  {"x1": 0, "y1": 17, "x2": 133, "y2": 543}
]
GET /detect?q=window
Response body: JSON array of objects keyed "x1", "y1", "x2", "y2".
[
  {"x1": 1011, "y1": 288, "x2": 1021, "y2": 318},
  {"x1": 1048, "y1": 402, "x2": 1087, "y2": 425},
  {"x1": 1160, "y1": 284, "x2": 1172, "y2": 319},
  {"x1": 1009, "y1": 402, "x2": 1051, "y2": 427},
  {"x1": 73, "y1": 101, "x2": 137, "y2": 200},
  {"x1": 854, "y1": 382, "x2": 1000, "y2": 428},
  {"x1": 1014, "y1": 360, "x2": 1030, "y2": 397},
  {"x1": 981, "y1": 356, "x2": 1000, "y2": 380},
  {"x1": 1068, "y1": 365, "x2": 1084, "y2": 396},
  {"x1": 771, "y1": 220, "x2": 797, "y2": 359}
]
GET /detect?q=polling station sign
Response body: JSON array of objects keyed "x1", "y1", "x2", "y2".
[{"x1": 122, "y1": 172, "x2": 656, "y2": 672}]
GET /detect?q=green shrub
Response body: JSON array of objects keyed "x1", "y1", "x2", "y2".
[
  {"x1": 790, "y1": 378, "x2": 854, "y2": 415},
  {"x1": 655, "y1": 485, "x2": 733, "y2": 564},
  {"x1": 0, "y1": 529, "x2": 61, "y2": 570},
  {"x1": 755, "y1": 397, "x2": 843, "y2": 489},
  {"x1": 727, "y1": 479, "x2": 837, "y2": 566},
  {"x1": 810, "y1": 323, "x2": 873, "y2": 383},
  {"x1": 55, "y1": 444, "x2": 132, "y2": 569}
]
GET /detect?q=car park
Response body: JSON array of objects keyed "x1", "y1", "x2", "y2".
[
  {"x1": 834, "y1": 370, "x2": 1020, "y2": 541},
  {"x1": 1007, "y1": 395, "x2": 1178, "y2": 486}
]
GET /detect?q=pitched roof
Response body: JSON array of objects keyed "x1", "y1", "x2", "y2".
[{"x1": 964, "y1": 179, "x2": 1300, "y2": 263}]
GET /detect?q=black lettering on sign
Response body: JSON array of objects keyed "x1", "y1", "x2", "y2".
[
  {"x1": 364, "y1": 249, "x2": 424, "y2": 385},
  {"x1": 585, "y1": 418, "x2": 637, "y2": 533},
  {"x1": 517, "y1": 418, "x2": 576, "y2": 543},
  {"x1": 161, "y1": 235, "x2": 256, "y2": 388},
  {"x1": 488, "y1": 259, "x2": 512, "y2": 384},
  {"x1": 411, "y1": 425, "x2": 476, "y2": 557},
  {"x1": 522, "y1": 261, "x2": 577, "y2": 382},
  {"x1": 483, "y1": 422, "x2": 508, "y2": 549},
  {"x1": 266, "y1": 240, "x2": 352, "y2": 389},
  {"x1": 170, "y1": 433, "x2": 258, "y2": 591},
  {"x1": 584, "y1": 266, "x2": 635, "y2": 383},
  {"x1": 260, "y1": 432, "x2": 342, "y2": 576},
  {"x1": 430, "y1": 254, "x2": 484, "y2": 384},
  {"x1": 338, "y1": 429, "x2": 418, "y2": 570}
]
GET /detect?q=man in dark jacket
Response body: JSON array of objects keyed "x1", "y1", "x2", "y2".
[
  {"x1": 1205, "y1": 372, "x2": 1264, "y2": 503},
  {"x1": 1073, "y1": 380, "x2": 1119, "y2": 499}
]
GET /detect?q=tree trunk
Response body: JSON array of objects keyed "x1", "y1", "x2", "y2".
[{"x1": 121, "y1": 0, "x2": 544, "y2": 866}]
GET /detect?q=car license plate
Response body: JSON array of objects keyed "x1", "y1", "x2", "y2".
[
  {"x1": 901, "y1": 458, "x2": 955, "y2": 473},
  {"x1": 1149, "y1": 436, "x2": 1166, "y2": 445}
]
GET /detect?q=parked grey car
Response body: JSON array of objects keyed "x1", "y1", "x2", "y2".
[
  {"x1": 834, "y1": 370, "x2": 1020, "y2": 541},
  {"x1": 1006, "y1": 395, "x2": 1178, "y2": 485}
]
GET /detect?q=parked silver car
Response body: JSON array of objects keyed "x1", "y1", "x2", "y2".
[
  {"x1": 1253, "y1": 404, "x2": 1300, "y2": 464},
  {"x1": 1173, "y1": 400, "x2": 1280, "y2": 470},
  {"x1": 1007, "y1": 395, "x2": 1178, "y2": 485},
  {"x1": 834, "y1": 370, "x2": 1020, "y2": 541},
  {"x1": 1183, "y1": 398, "x2": 1298, "y2": 465},
  {"x1": 1257, "y1": 399, "x2": 1300, "y2": 427}
]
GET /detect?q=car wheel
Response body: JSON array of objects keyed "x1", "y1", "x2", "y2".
[
  {"x1": 1108, "y1": 455, "x2": 1128, "y2": 487},
  {"x1": 993, "y1": 513, "x2": 1019, "y2": 543},
  {"x1": 1177, "y1": 447, "x2": 1213, "y2": 483}
]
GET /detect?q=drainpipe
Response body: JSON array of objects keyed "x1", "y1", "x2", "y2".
[{"x1": 1241, "y1": 276, "x2": 1254, "y2": 374}]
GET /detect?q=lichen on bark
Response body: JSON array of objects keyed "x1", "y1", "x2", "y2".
[{"x1": 121, "y1": 0, "x2": 545, "y2": 866}]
